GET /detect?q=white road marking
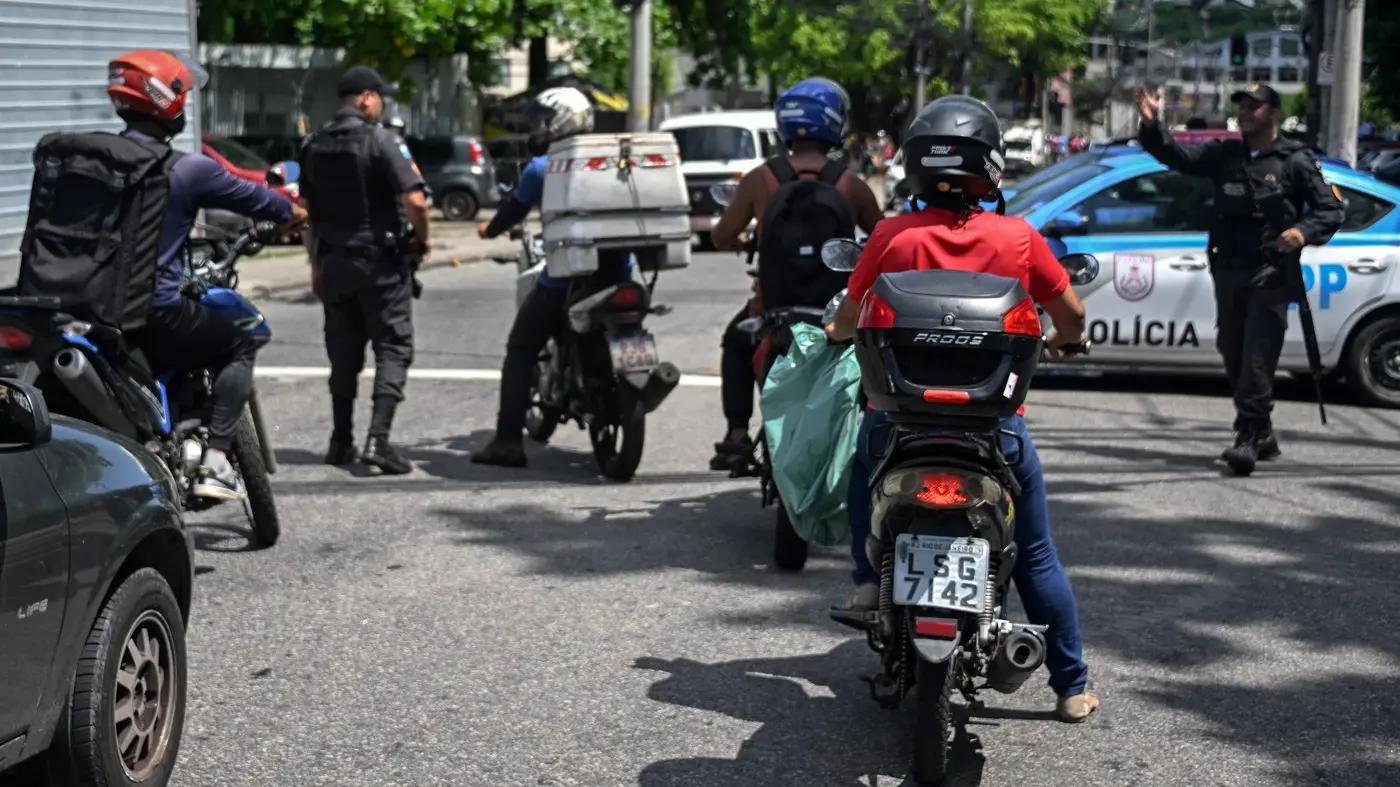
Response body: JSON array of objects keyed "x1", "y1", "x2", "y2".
[{"x1": 254, "y1": 366, "x2": 723, "y2": 387}]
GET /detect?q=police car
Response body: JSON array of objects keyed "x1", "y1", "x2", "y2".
[{"x1": 1010, "y1": 149, "x2": 1400, "y2": 408}]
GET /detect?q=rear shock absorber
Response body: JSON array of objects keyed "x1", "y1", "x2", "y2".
[{"x1": 977, "y1": 557, "x2": 999, "y2": 650}]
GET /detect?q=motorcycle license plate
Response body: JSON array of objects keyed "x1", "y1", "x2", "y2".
[
  {"x1": 892, "y1": 534, "x2": 991, "y2": 614},
  {"x1": 609, "y1": 334, "x2": 660, "y2": 372}
]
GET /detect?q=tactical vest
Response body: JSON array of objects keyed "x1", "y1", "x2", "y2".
[
  {"x1": 1212, "y1": 138, "x2": 1306, "y2": 257},
  {"x1": 304, "y1": 118, "x2": 399, "y2": 246}
]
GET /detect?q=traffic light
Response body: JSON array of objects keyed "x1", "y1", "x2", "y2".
[{"x1": 1229, "y1": 34, "x2": 1247, "y2": 67}]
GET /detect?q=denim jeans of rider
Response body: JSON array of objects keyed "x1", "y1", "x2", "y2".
[{"x1": 846, "y1": 410, "x2": 1090, "y2": 697}]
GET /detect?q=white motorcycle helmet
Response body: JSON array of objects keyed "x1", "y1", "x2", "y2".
[{"x1": 526, "y1": 86, "x2": 595, "y2": 141}]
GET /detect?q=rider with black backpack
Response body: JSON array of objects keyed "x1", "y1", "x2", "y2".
[
  {"x1": 17, "y1": 49, "x2": 305, "y2": 500},
  {"x1": 708, "y1": 77, "x2": 883, "y2": 472}
]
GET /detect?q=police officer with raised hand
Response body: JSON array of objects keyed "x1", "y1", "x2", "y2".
[
  {"x1": 299, "y1": 65, "x2": 431, "y2": 475},
  {"x1": 1135, "y1": 83, "x2": 1344, "y2": 476}
]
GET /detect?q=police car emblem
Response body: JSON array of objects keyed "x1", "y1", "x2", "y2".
[{"x1": 1114, "y1": 253, "x2": 1155, "y2": 302}]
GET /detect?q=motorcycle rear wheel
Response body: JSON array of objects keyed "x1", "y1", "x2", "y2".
[
  {"x1": 911, "y1": 657, "x2": 956, "y2": 784},
  {"x1": 589, "y1": 396, "x2": 646, "y2": 482},
  {"x1": 231, "y1": 411, "x2": 280, "y2": 548}
]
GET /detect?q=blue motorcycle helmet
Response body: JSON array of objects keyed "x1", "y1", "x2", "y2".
[{"x1": 774, "y1": 77, "x2": 850, "y2": 146}]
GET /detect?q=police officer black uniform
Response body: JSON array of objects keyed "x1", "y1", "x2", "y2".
[
  {"x1": 1136, "y1": 83, "x2": 1345, "y2": 475},
  {"x1": 298, "y1": 65, "x2": 431, "y2": 475}
]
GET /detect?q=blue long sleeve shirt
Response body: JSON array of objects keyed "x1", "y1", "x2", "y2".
[{"x1": 123, "y1": 130, "x2": 294, "y2": 306}]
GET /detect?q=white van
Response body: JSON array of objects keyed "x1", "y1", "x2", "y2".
[{"x1": 658, "y1": 110, "x2": 782, "y2": 249}]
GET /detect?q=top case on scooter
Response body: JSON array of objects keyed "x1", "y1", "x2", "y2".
[{"x1": 853, "y1": 269, "x2": 1044, "y2": 424}]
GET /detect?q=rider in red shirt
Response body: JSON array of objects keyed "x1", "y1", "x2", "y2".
[{"x1": 825, "y1": 95, "x2": 1098, "y2": 723}]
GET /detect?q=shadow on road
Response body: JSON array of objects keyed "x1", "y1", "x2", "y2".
[
  {"x1": 435, "y1": 409, "x2": 1400, "y2": 785},
  {"x1": 632, "y1": 642, "x2": 988, "y2": 787}
]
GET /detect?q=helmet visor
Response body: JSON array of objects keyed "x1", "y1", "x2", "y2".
[{"x1": 170, "y1": 51, "x2": 210, "y2": 90}]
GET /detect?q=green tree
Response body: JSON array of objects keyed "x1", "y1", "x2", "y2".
[{"x1": 197, "y1": 0, "x2": 517, "y2": 89}]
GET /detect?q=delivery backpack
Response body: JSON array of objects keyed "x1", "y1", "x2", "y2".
[
  {"x1": 17, "y1": 131, "x2": 181, "y2": 332},
  {"x1": 756, "y1": 156, "x2": 857, "y2": 311}
]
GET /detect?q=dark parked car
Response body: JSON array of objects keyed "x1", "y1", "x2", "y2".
[
  {"x1": 0, "y1": 379, "x2": 193, "y2": 786},
  {"x1": 404, "y1": 135, "x2": 501, "y2": 221}
]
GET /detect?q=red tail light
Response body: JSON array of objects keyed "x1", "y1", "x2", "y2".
[
  {"x1": 468, "y1": 139, "x2": 485, "y2": 164},
  {"x1": 1001, "y1": 297, "x2": 1041, "y2": 336},
  {"x1": 915, "y1": 472, "x2": 968, "y2": 506},
  {"x1": 857, "y1": 291, "x2": 896, "y2": 329},
  {"x1": 0, "y1": 325, "x2": 32, "y2": 350},
  {"x1": 610, "y1": 288, "x2": 641, "y2": 308}
]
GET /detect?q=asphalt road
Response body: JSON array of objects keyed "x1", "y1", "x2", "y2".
[{"x1": 12, "y1": 252, "x2": 1400, "y2": 787}]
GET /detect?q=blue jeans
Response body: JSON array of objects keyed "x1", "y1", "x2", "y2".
[{"x1": 846, "y1": 410, "x2": 1089, "y2": 697}]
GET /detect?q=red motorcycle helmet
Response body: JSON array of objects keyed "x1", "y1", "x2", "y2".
[{"x1": 106, "y1": 49, "x2": 208, "y2": 124}]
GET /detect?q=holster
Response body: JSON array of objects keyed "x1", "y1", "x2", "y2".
[{"x1": 385, "y1": 231, "x2": 426, "y2": 299}]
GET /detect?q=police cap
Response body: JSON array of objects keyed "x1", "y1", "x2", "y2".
[
  {"x1": 339, "y1": 65, "x2": 398, "y2": 98},
  {"x1": 1230, "y1": 83, "x2": 1281, "y2": 109}
]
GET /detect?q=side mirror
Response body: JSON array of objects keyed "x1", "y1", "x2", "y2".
[
  {"x1": 820, "y1": 238, "x2": 862, "y2": 272},
  {"x1": 1059, "y1": 253, "x2": 1101, "y2": 286},
  {"x1": 1044, "y1": 212, "x2": 1089, "y2": 238},
  {"x1": 822, "y1": 288, "x2": 848, "y2": 325},
  {"x1": 0, "y1": 379, "x2": 52, "y2": 450}
]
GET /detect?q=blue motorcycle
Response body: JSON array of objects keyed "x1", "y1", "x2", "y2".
[{"x1": 0, "y1": 222, "x2": 282, "y2": 546}]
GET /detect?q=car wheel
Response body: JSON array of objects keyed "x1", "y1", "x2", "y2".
[
  {"x1": 46, "y1": 567, "x2": 187, "y2": 787},
  {"x1": 439, "y1": 189, "x2": 479, "y2": 221},
  {"x1": 1346, "y1": 315, "x2": 1400, "y2": 408}
]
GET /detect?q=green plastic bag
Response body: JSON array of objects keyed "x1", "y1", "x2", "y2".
[{"x1": 760, "y1": 322, "x2": 863, "y2": 547}]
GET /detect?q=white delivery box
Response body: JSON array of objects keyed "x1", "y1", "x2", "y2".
[{"x1": 540, "y1": 133, "x2": 692, "y2": 279}]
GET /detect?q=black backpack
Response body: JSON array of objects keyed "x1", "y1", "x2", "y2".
[
  {"x1": 757, "y1": 156, "x2": 857, "y2": 311},
  {"x1": 17, "y1": 131, "x2": 181, "y2": 332}
]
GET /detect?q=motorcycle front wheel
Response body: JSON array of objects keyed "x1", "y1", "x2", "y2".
[
  {"x1": 231, "y1": 410, "x2": 280, "y2": 547},
  {"x1": 912, "y1": 656, "x2": 957, "y2": 784},
  {"x1": 589, "y1": 394, "x2": 646, "y2": 482}
]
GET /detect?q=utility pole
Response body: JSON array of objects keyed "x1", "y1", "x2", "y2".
[
  {"x1": 1327, "y1": 0, "x2": 1364, "y2": 165},
  {"x1": 913, "y1": 0, "x2": 928, "y2": 111},
  {"x1": 627, "y1": 0, "x2": 652, "y2": 133},
  {"x1": 960, "y1": 0, "x2": 973, "y2": 95},
  {"x1": 1318, "y1": 0, "x2": 1338, "y2": 148}
]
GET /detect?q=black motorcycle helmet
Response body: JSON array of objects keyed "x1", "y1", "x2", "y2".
[{"x1": 901, "y1": 95, "x2": 1006, "y2": 208}]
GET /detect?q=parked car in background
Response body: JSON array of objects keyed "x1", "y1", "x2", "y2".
[
  {"x1": 403, "y1": 135, "x2": 501, "y2": 221},
  {"x1": 230, "y1": 134, "x2": 304, "y2": 167},
  {"x1": 0, "y1": 378, "x2": 193, "y2": 786},
  {"x1": 486, "y1": 134, "x2": 531, "y2": 194},
  {"x1": 201, "y1": 133, "x2": 301, "y2": 242}
]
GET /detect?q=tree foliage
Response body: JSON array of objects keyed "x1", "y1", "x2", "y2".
[{"x1": 197, "y1": 0, "x2": 517, "y2": 89}]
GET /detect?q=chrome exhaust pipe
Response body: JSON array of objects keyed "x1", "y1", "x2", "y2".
[
  {"x1": 984, "y1": 628, "x2": 1048, "y2": 694},
  {"x1": 52, "y1": 347, "x2": 137, "y2": 439}
]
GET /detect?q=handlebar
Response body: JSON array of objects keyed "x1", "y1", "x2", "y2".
[
  {"x1": 187, "y1": 220, "x2": 276, "y2": 286},
  {"x1": 736, "y1": 306, "x2": 827, "y2": 336}
]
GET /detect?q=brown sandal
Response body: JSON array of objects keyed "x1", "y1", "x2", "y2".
[{"x1": 1056, "y1": 691, "x2": 1099, "y2": 723}]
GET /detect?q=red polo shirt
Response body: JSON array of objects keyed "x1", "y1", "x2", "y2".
[{"x1": 847, "y1": 206, "x2": 1069, "y2": 415}]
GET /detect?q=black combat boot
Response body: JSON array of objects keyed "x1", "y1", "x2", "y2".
[
  {"x1": 360, "y1": 396, "x2": 412, "y2": 475},
  {"x1": 1221, "y1": 426, "x2": 1269, "y2": 477},
  {"x1": 326, "y1": 396, "x2": 358, "y2": 465}
]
